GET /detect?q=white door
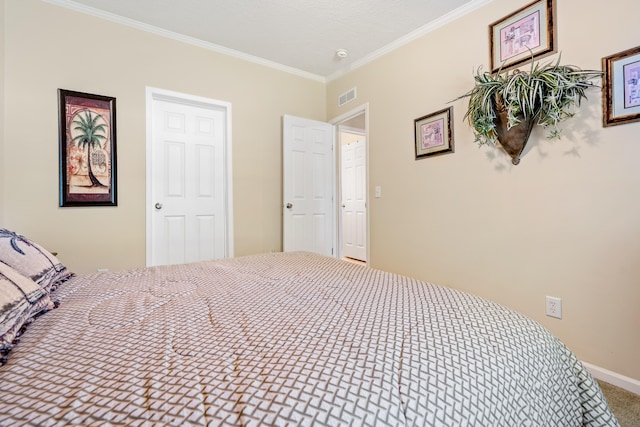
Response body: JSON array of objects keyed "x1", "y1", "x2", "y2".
[
  {"x1": 341, "y1": 138, "x2": 367, "y2": 261},
  {"x1": 282, "y1": 115, "x2": 334, "y2": 256},
  {"x1": 147, "y1": 89, "x2": 232, "y2": 266}
]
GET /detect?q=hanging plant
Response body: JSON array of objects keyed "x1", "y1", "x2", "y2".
[{"x1": 456, "y1": 57, "x2": 602, "y2": 164}]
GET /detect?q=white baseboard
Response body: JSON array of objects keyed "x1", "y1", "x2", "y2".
[{"x1": 583, "y1": 361, "x2": 640, "y2": 396}]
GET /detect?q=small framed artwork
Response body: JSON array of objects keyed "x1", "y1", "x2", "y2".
[
  {"x1": 489, "y1": 0, "x2": 556, "y2": 73},
  {"x1": 58, "y1": 89, "x2": 117, "y2": 207},
  {"x1": 414, "y1": 107, "x2": 454, "y2": 159},
  {"x1": 602, "y1": 46, "x2": 640, "y2": 127}
]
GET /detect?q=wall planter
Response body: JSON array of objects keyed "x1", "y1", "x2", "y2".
[{"x1": 457, "y1": 58, "x2": 602, "y2": 164}]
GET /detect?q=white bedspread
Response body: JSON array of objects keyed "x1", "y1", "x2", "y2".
[{"x1": 0, "y1": 252, "x2": 618, "y2": 426}]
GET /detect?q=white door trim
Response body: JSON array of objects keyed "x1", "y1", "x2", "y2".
[
  {"x1": 338, "y1": 125, "x2": 365, "y2": 137},
  {"x1": 145, "y1": 87, "x2": 234, "y2": 266},
  {"x1": 330, "y1": 103, "x2": 370, "y2": 265}
]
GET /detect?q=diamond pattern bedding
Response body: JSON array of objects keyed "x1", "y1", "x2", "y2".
[{"x1": 0, "y1": 252, "x2": 618, "y2": 426}]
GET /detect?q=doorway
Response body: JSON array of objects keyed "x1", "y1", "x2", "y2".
[
  {"x1": 145, "y1": 87, "x2": 234, "y2": 266},
  {"x1": 331, "y1": 106, "x2": 369, "y2": 266},
  {"x1": 340, "y1": 126, "x2": 367, "y2": 263},
  {"x1": 281, "y1": 105, "x2": 369, "y2": 264}
]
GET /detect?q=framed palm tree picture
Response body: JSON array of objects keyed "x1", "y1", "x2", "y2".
[{"x1": 58, "y1": 89, "x2": 117, "y2": 207}]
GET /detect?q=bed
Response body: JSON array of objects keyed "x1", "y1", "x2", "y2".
[{"x1": 0, "y1": 232, "x2": 619, "y2": 426}]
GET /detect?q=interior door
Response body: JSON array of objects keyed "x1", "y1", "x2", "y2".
[
  {"x1": 148, "y1": 91, "x2": 229, "y2": 266},
  {"x1": 341, "y1": 138, "x2": 367, "y2": 261},
  {"x1": 282, "y1": 115, "x2": 334, "y2": 256}
]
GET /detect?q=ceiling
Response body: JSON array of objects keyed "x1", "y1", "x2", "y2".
[{"x1": 47, "y1": 0, "x2": 488, "y2": 81}]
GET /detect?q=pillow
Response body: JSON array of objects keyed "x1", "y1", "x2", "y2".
[
  {"x1": 0, "y1": 262, "x2": 56, "y2": 365},
  {"x1": 0, "y1": 228, "x2": 74, "y2": 293}
]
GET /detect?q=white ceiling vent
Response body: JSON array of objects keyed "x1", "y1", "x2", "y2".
[{"x1": 338, "y1": 87, "x2": 357, "y2": 107}]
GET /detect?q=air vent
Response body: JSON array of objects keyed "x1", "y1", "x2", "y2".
[{"x1": 338, "y1": 87, "x2": 357, "y2": 107}]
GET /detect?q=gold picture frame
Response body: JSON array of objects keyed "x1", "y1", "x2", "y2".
[
  {"x1": 602, "y1": 45, "x2": 640, "y2": 127},
  {"x1": 489, "y1": 0, "x2": 556, "y2": 73}
]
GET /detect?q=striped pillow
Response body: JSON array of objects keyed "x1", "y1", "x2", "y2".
[
  {"x1": 0, "y1": 262, "x2": 56, "y2": 364},
  {"x1": 0, "y1": 228, "x2": 74, "y2": 293}
]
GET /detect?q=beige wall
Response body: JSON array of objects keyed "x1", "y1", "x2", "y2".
[
  {"x1": 328, "y1": 0, "x2": 640, "y2": 381},
  {"x1": 0, "y1": 0, "x2": 5, "y2": 224},
  {"x1": 2, "y1": 1, "x2": 325, "y2": 273}
]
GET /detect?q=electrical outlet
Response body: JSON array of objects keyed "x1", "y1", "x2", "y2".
[{"x1": 546, "y1": 296, "x2": 562, "y2": 319}]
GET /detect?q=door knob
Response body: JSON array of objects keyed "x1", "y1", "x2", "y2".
[
  {"x1": 286, "y1": 203, "x2": 293, "y2": 209},
  {"x1": 155, "y1": 203, "x2": 163, "y2": 210}
]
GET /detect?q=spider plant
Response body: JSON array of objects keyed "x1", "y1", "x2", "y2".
[{"x1": 457, "y1": 56, "x2": 602, "y2": 148}]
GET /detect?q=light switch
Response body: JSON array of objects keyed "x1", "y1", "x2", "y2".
[{"x1": 375, "y1": 186, "x2": 382, "y2": 198}]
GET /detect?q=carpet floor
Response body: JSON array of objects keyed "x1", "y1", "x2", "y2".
[{"x1": 599, "y1": 381, "x2": 640, "y2": 427}]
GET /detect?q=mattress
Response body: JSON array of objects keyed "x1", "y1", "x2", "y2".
[{"x1": 0, "y1": 252, "x2": 619, "y2": 426}]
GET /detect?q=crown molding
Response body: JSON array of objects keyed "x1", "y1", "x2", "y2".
[
  {"x1": 41, "y1": 0, "x2": 326, "y2": 83},
  {"x1": 326, "y1": 0, "x2": 493, "y2": 82},
  {"x1": 42, "y1": 0, "x2": 493, "y2": 83}
]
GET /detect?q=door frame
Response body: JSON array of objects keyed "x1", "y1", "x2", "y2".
[
  {"x1": 330, "y1": 103, "x2": 369, "y2": 265},
  {"x1": 145, "y1": 86, "x2": 234, "y2": 266},
  {"x1": 339, "y1": 126, "x2": 366, "y2": 261}
]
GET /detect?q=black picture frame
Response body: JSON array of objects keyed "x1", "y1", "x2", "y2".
[
  {"x1": 58, "y1": 89, "x2": 117, "y2": 207},
  {"x1": 414, "y1": 107, "x2": 454, "y2": 159}
]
